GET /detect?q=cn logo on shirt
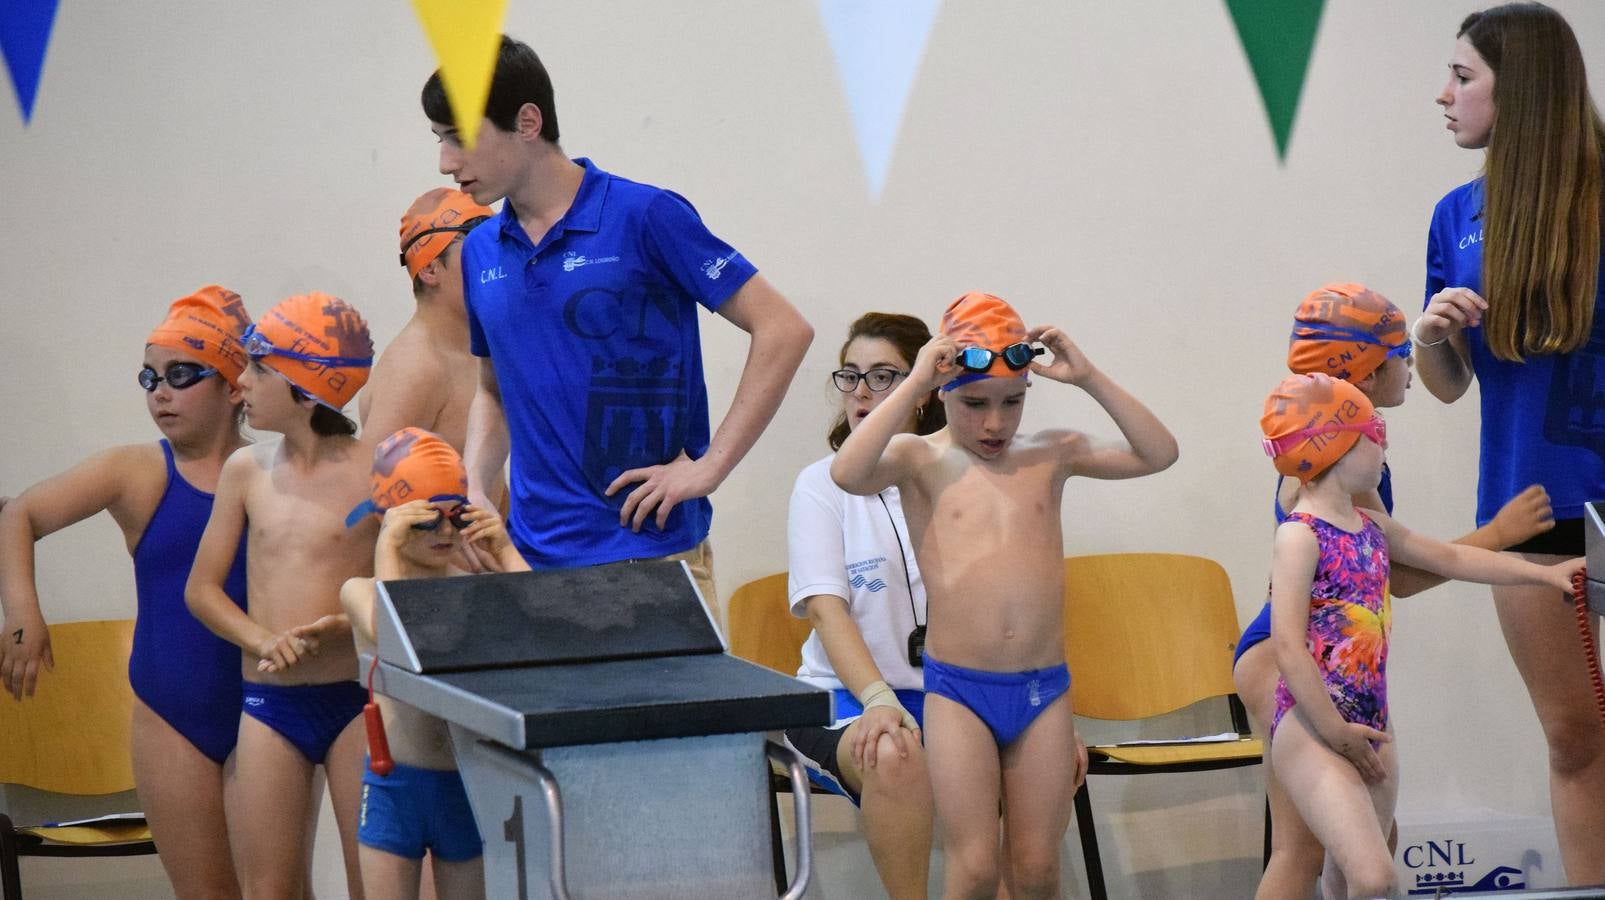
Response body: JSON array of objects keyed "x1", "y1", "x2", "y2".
[{"x1": 480, "y1": 266, "x2": 508, "y2": 283}]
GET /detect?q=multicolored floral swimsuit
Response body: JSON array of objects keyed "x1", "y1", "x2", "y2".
[{"x1": 1271, "y1": 510, "x2": 1392, "y2": 745}]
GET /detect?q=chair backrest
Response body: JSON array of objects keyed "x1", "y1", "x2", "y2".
[
  {"x1": 0, "y1": 619, "x2": 138, "y2": 795},
  {"x1": 1063, "y1": 554, "x2": 1241, "y2": 721},
  {"x1": 726, "y1": 573, "x2": 812, "y2": 675}
]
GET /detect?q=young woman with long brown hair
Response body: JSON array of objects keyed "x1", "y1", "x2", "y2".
[{"x1": 1416, "y1": 2, "x2": 1605, "y2": 883}]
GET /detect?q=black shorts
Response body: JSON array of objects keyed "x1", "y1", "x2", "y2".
[
  {"x1": 783, "y1": 724, "x2": 853, "y2": 798},
  {"x1": 1506, "y1": 517, "x2": 1583, "y2": 556}
]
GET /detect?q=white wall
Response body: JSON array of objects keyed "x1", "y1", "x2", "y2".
[{"x1": 4, "y1": 2, "x2": 1603, "y2": 896}]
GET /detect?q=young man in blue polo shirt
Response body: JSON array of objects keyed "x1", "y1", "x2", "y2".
[{"x1": 420, "y1": 36, "x2": 813, "y2": 615}]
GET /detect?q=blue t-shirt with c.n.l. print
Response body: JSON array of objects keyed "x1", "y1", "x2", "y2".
[
  {"x1": 1425, "y1": 177, "x2": 1605, "y2": 526},
  {"x1": 461, "y1": 157, "x2": 757, "y2": 568}
]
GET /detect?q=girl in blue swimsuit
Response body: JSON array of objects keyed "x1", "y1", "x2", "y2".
[{"x1": 0, "y1": 287, "x2": 253, "y2": 898}]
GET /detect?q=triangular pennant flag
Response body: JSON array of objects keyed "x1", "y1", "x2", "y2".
[
  {"x1": 411, "y1": 0, "x2": 507, "y2": 150},
  {"x1": 0, "y1": 0, "x2": 61, "y2": 124},
  {"x1": 818, "y1": 0, "x2": 942, "y2": 201},
  {"x1": 1225, "y1": 0, "x2": 1325, "y2": 161}
]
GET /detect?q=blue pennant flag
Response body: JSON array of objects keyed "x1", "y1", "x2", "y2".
[{"x1": 1, "y1": 0, "x2": 61, "y2": 123}]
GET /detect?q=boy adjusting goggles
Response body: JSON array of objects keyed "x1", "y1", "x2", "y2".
[
  {"x1": 411, "y1": 501, "x2": 472, "y2": 532},
  {"x1": 956, "y1": 342, "x2": 1044, "y2": 373},
  {"x1": 139, "y1": 362, "x2": 217, "y2": 392},
  {"x1": 241, "y1": 324, "x2": 374, "y2": 369},
  {"x1": 1261, "y1": 415, "x2": 1387, "y2": 459}
]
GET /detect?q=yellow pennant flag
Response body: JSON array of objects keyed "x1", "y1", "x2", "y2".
[{"x1": 411, "y1": 0, "x2": 507, "y2": 150}]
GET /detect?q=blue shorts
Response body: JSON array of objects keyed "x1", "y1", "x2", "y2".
[
  {"x1": 241, "y1": 680, "x2": 367, "y2": 765},
  {"x1": 923, "y1": 656, "x2": 1070, "y2": 747},
  {"x1": 1233, "y1": 602, "x2": 1272, "y2": 667},
  {"x1": 359, "y1": 760, "x2": 483, "y2": 862}
]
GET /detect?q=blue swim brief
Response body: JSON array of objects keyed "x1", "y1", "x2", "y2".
[
  {"x1": 1233, "y1": 602, "x2": 1272, "y2": 667},
  {"x1": 923, "y1": 656, "x2": 1070, "y2": 747},
  {"x1": 359, "y1": 760, "x2": 484, "y2": 862},
  {"x1": 241, "y1": 680, "x2": 367, "y2": 765}
]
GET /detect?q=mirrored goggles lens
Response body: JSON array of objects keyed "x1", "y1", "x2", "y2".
[
  {"x1": 956, "y1": 343, "x2": 1043, "y2": 373},
  {"x1": 831, "y1": 368, "x2": 907, "y2": 393},
  {"x1": 139, "y1": 363, "x2": 218, "y2": 392}
]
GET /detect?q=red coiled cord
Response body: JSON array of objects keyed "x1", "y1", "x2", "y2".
[
  {"x1": 365, "y1": 654, "x2": 395, "y2": 776},
  {"x1": 1569, "y1": 570, "x2": 1605, "y2": 729}
]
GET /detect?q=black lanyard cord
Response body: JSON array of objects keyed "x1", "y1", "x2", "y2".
[{"x1": 876, "y1": 491, "x2": 923, "y2": 627}]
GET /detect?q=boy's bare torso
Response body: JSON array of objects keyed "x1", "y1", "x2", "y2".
[
  {"x1": 360, "y1": 322, "x2": 477, "y2": 450},
  {"x1": 241, "y1": 438, "x2": 377, "y2": 685},
  {"x1": 900, "y1": 430, "x2": 1070, "y2": 671}
]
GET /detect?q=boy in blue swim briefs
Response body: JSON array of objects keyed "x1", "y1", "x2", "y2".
[
  {"x1": 187, "y1": 292, "x2": 379, "y2": 899},
  {"x1": 832, "y1": 292, "x2": 1179, "y2": 899},
  {"x1": 342, "y1": 427, "x2": 529, "y2": 900}
]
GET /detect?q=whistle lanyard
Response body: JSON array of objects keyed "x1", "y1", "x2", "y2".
[{"x1": 876, "y1": 492, "x2": 923, "y2": 628}]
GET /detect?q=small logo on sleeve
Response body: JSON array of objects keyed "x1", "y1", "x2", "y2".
[{"x1": 701, "y1": 253, "x2": 739, "y2": 280}]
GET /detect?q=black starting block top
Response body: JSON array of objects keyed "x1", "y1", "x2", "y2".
[{"x1": 370, "y1": 560, "x2": 830, "y2": 749}]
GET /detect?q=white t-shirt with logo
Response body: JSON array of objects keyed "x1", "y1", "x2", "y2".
[{"x1": 787, "y1": 455, "x2": 926, "y2": 692}]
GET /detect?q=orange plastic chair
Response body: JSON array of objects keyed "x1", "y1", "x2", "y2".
[{"x1": 1063, "y1": 554, "x2": 1264, "y2": 900}]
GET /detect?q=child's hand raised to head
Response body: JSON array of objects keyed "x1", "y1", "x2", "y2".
[
  {"x1": 1027, "y1": 326, "x2": 1098, "y2": 386},
  {"x1": 911, "y1": 334, "x2": 960, "y2": 392},
  {"x1": 459, "y1": 505, "x2": 512, "y2": 556},
  {"x1": 378, "y1": 500, "x2": 443, "y2": 547}
]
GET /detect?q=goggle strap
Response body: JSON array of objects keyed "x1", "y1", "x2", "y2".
[{"x1": 398, "y1": 223, "x2": 479, "y2": 267}]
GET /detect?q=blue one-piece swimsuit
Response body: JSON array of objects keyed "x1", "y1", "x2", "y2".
[{"x1": 129, "y1": 440, "x2": 248, "y2": 765}]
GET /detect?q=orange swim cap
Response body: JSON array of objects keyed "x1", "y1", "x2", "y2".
[
  {"x1": 1261, "y1": 374, "x2": 1377, "y2": 482},
  {"x1": 399, "y1": 188, "x2": 495, "y2": 278},
  {"x1": 145, "y1": 285, "x2": 253, "y2": 386},
  {"x1": 1286, "y1": 283, "x2": 1408, "y2": 382},
  {"x1": 940, "y1": 292, "x2": 1030, "y2": 390},
  {"x1": 344, "y1": 427, "x2": 469, "y2": 526},
  {"x1": 244, "y1": 293, "x2": 373, "y2": 411}
]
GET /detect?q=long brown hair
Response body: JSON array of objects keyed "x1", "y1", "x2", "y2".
[
  {"x1": 827, "y1": 313, "x2": 947, "y2": 451},
  {"x1": 1461, "y1": 3, "x2": 1605, "y2": 361}
]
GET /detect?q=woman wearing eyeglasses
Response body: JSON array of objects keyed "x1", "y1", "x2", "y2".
[
  {"x1": 0, "y1": 286, "x2": 255, "y2": 898},
  {"x1": 1416, "y1": 3, "x2": 1605, "y2": 883},
  {"x1": 783, "y1": 312, "x2": 945, "y2": 899}
]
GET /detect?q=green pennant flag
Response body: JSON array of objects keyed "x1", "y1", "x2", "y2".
[{"x1": 1225, "y1": 0, "x2": 1326, "y2": 161}]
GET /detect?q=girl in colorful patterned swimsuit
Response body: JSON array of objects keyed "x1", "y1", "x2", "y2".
[{"x1": 1259, "y1": 372, "x2": 1580, "y2": 900}]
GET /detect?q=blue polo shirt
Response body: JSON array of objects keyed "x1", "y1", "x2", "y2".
[
  {"x1": 1425, "y1": 177, "x2": 1605, "y2": 525},
  {"x1": 461, "y1": 158, "x2": 758, "y2": 568}
]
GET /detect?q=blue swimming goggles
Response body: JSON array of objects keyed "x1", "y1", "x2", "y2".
[
  {"x1": 139, "y1": 362, "x2": 217, "y2": 392},
  {"x1": 955, "y1": 342, "x2": 1044, "y2": 373},
  {"x1": 241, "y1": 324, "x2": 373, "y2": 369},
  {"x1": 1290, "y1": 323, "x2": 1411, "y2": 361}
]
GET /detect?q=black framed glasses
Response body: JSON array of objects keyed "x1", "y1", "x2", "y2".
[
  {"x1": 956, "y1": 343, "x2": 1043, "y2": 373},
  {"x1": 832, "y1": 368, "x2": 908, "y2": 393},
  {"x1": 139, "y1": 363, "x2": 218, "y2": 392}
]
